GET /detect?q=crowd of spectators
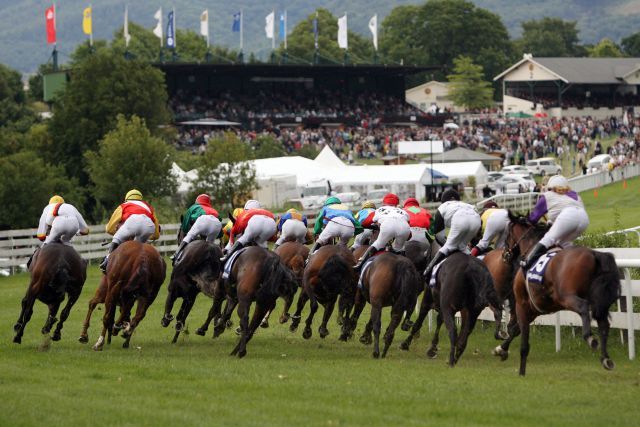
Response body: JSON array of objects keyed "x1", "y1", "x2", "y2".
[{"x1": 508, "y1": 90, "x2": 640, "y2": 110}]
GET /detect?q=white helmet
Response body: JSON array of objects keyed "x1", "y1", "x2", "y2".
[
  {"x1": 547, "y1": 175, "x2": 569, "y2": 189},
  {"x1": 244, "y1": 199, "x2": 261, "y2": 210}
]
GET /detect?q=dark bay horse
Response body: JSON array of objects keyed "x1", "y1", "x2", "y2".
[
  {"x1": 213, "y1": 246, "x2": 297, "y2": 358},
  {"x1": 290, "y1": 244, "x2": 357, "y2": 341},
  {"x1": 348, "y1": 252, "x2": 422, "y2": 358},
  {"x1": 13, "y1": 243, "x2": 87, "y2": 344},
  {"x1": 401, "y1": 251, "x2": 500, "y2": 366},
  {"x1": 161, "y1": 240, "x2": 223, "y2": 343},
  {"x1": 267, "y1": 242, "x2": 309, "y2": 325},
  {"x1": 401, "y1": 240, "x2": 431, "y2": 330},
  {"x1": 493, "y1": 212, "x2": 620, "y2": 375},
  {"x1": 90, "y1": 241, "x2": 166, "y2": 351},
  {"x1": 482, "y1": 248, "x2": 518, "y2": 340}
]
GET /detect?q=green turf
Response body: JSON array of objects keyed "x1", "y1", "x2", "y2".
[
  {"x1": 581, "y1": 175, "x2": 640, "y2": 232},
  {"x1": 0, "y1": 265, "x2": 638, "y2": 427}
]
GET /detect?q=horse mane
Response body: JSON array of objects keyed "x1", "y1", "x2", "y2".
[{"x1": 506, "y1": 209, "x2": 547, "y2": 239}]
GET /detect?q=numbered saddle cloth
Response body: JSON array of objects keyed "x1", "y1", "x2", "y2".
[
  {"x1": 429, "y1": 259, "x2": 446, "y2": 288},
  {"x1": 357, "y1": 254, "x2": 380, "y2": 290},
  {"x1": 222, "y1": 247, "x2": 250, "y2": 280},
  {"x1": 526, "y1": 249, "x2": 560, "y2": 285}
]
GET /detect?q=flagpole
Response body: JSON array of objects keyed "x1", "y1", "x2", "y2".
[
  {"x1": 52, "y1": 1, "x2": 58, "y2": 70},
  {"x1": 271, "y1": 9, "x2": 275, "y2": 50},
  {"x1": 173, "y1": 7, "x2": 176, "y2": 49},
  {"x1": 240, "y1": 10, "x2": 244, "y2": 52}
]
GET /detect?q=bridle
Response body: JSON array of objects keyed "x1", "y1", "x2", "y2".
[{"x1": 503, "y1": 221, "x2": 535, "y2": 263}]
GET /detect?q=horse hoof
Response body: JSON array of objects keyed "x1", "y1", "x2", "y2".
[
  {"x1": 399, "y1": 341, "x2": 410, "y2": 351},
  {"x1": 235, "y1": 327, "x2": 242, "y2": 336},
  {"x1": 336, "y1": 317, "x2": 343, "y2": 326},
  {"x1": 426, "y1": 348, "x2": 438, "y2": 359},
  {"x1": 92, "y1": 344, "x2": 103, "y2": 352},
  {"x1": 195, "y1": 328, "x2": 206, "y2": 336},
  {"x1": 302, "y1": 328, "x2": 312, "y2": 340},
  {"x1": 225, "y1": 319, "x2": 233, "y2": 329},
  {"x1": 497, "y1": 331, "x2": 509, "y2": 340},
  {"x1": 289, "y1": 324, "x2": 298, "y2": 333},
  {"x1": 601, "y1": 358, "x2": 615, "y2": 370},
  {"x1": 372, "y1": 351, "x2": 380, "y2": 359},
  {"x1": 123, "y1": 341, "x2": 130, "y2": 349},
  {"x1": 492, "y1": 346, "x2": 509, "y2": 361},
  {"x1": 401, "y1": 320, "x2": 414, "y2": 332},
  {"x1": 52, "y1": 331, "x2": 61, "y2": 341},
  {"x1": 260, "y1": 320, "x2": 269, "y2": 329},
  {"x1": 13, "y1": 336, "x2": 21, "y2": 344},
  {"x1": 13, "y1": 323, "x2": 22, "y2": 333},
  {"x1": 238, "y1": 349, "x2": 247, "y2": 359},
  {"x1": 41, "y1": 327, "x2": 50, "y2": 335},
  {"x1": 587, "y1": 336, "x2": 599, "y2": 350},
  {"x1": 78, "y1": 335, "x2": 88, "y2": 344},
  {"x1": 175, "y1": 321, "x2": 184, "y2": 332},
  {"x1": 338, "y1": 334, "x2": 348, "y2": 342},
  {"x1": 279, "y1": 314, "x2": 290, "y2": 324},
  {"x1": 359, "y1": 335, "x2": 372, "y2": 345},
  {"x1": 318, "y1": 327, "x2": 329, "y2": 339}
]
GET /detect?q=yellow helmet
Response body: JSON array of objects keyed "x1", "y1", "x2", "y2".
[
  {"x1": 125, "y1": 189, "x2": 143, "y2": 201},
  {"x1": 49, "y1": 195, "x2": 65, "y2": 204},
  {"x1": 287, "y1": 208, "x2": 299, "y2": 214},
  {"x1": 361, "y1": 200, "x2": 376, "y2": 210},
  {"x1": 232, "y1": 207, "x2": 244, "y2": 219}
]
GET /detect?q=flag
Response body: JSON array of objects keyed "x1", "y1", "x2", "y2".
[
  {"x1": 82, "y1": 6, "x2": 92, "y2": 36},
  {"x1": 265, "y1": 11, "x2": 274, "y2": 39},
  {"x1": 368, "y1": 14, "x2": 378, "y2": 51},
  {"x1": 200, "y1": 10, "x2": 209, "y2": 38},
  {"x1": 166, "y1": 10, "x2": 175, "y2": 49},
  {"x1": 312, "y1": 14, "x2": 318, "y2": 49},
  {"x1": 153, "y1": 8, "x2": 163, "y2": 41},
  {"x1": 232, "y1": 11, "x2": 241, "y2": 32},
  {"x1": 45, "y1": 5, "x2": 56, "y2": 44},
  {"x1": 337, "y1": 14, "x2": 348, "y2": 49},
  {"x1": 279, "y1": 11, "x2": 287, "y2": 49},
  {"x1": 124, "y1": 6, "x2": 131, "y2": 47}
]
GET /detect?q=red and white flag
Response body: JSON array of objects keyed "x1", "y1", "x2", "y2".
[{"x1": 45, "y1": 5, "x2": 56, "y2": 44}]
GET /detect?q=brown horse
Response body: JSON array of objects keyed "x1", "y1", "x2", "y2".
[
  {"x1": 401, "y1": 240, "x2": 431, "y2": 330},
  {"x1": 493, "y1": 212, "x2": 620, "y2": 375},
  {"x1": 482, "y1": 248, "x2": 518, "y2": 340},
  {"x1": 90, "y1": 241, "x2": 166, "y2": 351},
  {"x1": 213, "y1": 246, "x2": 298, "y2": 358},
  {"x1": 13, "y1": 243, "x2": 87, "y2": 344},
  {"x1": 348, "y1": 252, "x2": 422, "y2": 358},
  {"x1": 265, "y1": 241, "x2": 309, "y2": 325},
  {"x1": 161, "y1": 240, "x2": 223, "y2": 343},
  {"x1": 289, "y1": 244, "x2": 357, "y2": 341},
  {"x1": 400, "y1": 250, "x2": 500, "y2": 366}
]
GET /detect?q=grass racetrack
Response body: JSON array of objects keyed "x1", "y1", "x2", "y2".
[
  {"x1": 581, "y1": 175, "x2": 640, "y2": 232},
  {"x1": 1, "y1": 264, "x2": 639, "y2": 426}
]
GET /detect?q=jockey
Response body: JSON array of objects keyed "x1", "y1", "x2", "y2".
[
  {"x1": 172, "y1": 194, "x2": 222, "y2": 265},
  {"x1": 274, "y1": 208, "x2": 308, "y2": 248},
  {"x1": 520, "y1": 175, "x2": 589, "y2": 271},
  {"x1": 310, "y1": 196, "x2": 362, "y2": 256},
  {"x1": 470, "y1": 200, "x2": 509, "y2": 257},
  {"x1": 423, "y1": 188, "x2": 481, "y2": 279},
  {"x1": 29, "y1": 195, "x2": 90, "y2": 268},
  {"x1": 221, "y1": 199, "x2": 276, "y2": 263},
  {"x1": 100, "y1": 189, "x2": 160, "y2": 273},
  {"x1": 403, "y1": 197, "x2": 432, "y2": 243},
  {"x1": 222, "y1": 207, "x2": 244, "y2": 247},
  {"x1": 351, "y1": 200, "x2": 377, "y2": 250},
  {"x1": 354, "y1": 193, "x2": 411, "y2": 270}
]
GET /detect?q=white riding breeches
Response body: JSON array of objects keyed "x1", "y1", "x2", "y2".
[
  {"x1": 184, "y1": 215, "x2": 222, "y2": 244},
  {"x1": 371, "y1": 218, "x2": 411, "y2": 252},
  {"x1": 317, "y1": 216, "x2": 355, "y2": 246},
  {"x1": 113, "y1": 214, "x2": 156, "y2": 244},
  {"x1": 409, "y1": 226, "x2": 429, "y2": 244},
  {"x1": 275, "y1": 219, "x2": 308, "y2": 245},
  {"x1": 477, "y1": 210, "x2": 509, "y2": 250},
  {"x1": 237, "y1": 215, "x2": 277, "y2": 248},
  {"x1": 351, "y1": 229, "x2": 373, "y2": 249},
  {"x1": 540, "y1": 206, "x2": 589, "y2": 248},
  {"x1": 440, "y1": 210, "x2": 481, "y2": 256},
  {"x1": 45, "y1": 216, "x2": 80, "y2": 245}
]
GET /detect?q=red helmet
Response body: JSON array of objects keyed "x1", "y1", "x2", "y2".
[
  {"x1": 196, "y1": 194, "x2": 212, "y2": 206},
  {"x1": 382, "y1": 193, "x2": 399, "y2": 206},
  {"x1": 483, "y1": 201, "x2": 498, "y2": 210},
  {"x1": 403, "y1": 197, "x2": 420, "y2": 208}
]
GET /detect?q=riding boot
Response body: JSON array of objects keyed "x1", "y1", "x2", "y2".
[
  {"x1": 100, "y1": 242, "x2": 120, "y2": 274},
  {"x1": 27, "y1": 244, "x2": 45, "y2": 270},
  {"x1": 520, "y1": 242, "x2": 547, "y2": 273},
  {"x1": 354, "y1": 245, "x2": 377, "y2": 271},
  {"x1": 171, "y1": 241, "x2": 188, "y2": 266},
  {"x1": 220, "y1": 241, "x2": 244, "y2": 263},
  {"x1": 305, "y1": 241, "x2": 322, "y2": 266},
  {"x1": 423, "y1": 251, "x2": 446, "y2": 280}
]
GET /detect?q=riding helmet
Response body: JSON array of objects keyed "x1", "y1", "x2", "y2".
[
  {"x1": 244, "y1": 199, "x2": 261, "y2": 210},
  {"x1": 403, "y1": 197, "x2": 420, "y2": 208},
  {"x1": 441, "y1": 188, "x2": 460, "y2": 203},
  {"x1": 324, "y1": 196, "x2": 341, "y2": 206},
  {"x1": 361, "y1": 200, "x2": 376, "y2": 210},
  {"x1": 382, "y1": 193, "x2": 400, "y2": 206},
  {"x1": 196, "y1": 194, "x2": 212, "y2": 205},
  {"x1": 547, "y1": 175, "x2": 570, "y2": 191},
  {"x1": 49, "y1": 195, "x2": 65, "y2": 204},
  {"x1": 483, "y1": 200, "x2": 498, "y2": 210},
  {"x1": 125, "y1": 189, "x2": 143, "y2": 201}
]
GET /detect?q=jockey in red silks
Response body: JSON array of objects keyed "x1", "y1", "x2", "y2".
[
  {"x1": 172, "y1": 194, "x2": 222, "y2": 265},
  {"x1": 403, "y1": 197, "x2": 432, "y2": 244},
  {"x1": 221, "y1": 199, "x2": 276, "y2": 262}
]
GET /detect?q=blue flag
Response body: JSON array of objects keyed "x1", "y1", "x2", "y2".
[
  {"x1": 279, "y1": 12, "x2": 286, "y2": 38},
  {"x1": 232, "y1": 11, "x2": 241, "y2": 32},
  {"x1": 166, "y1": 10, "x2": 175, "y2": 48}
]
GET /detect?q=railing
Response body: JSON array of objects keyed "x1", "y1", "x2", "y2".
[
  {"x1": 475, "y1": 192, "x2": 540, "y2": 212},
  {"x1": 605, "y1": 226, "x2": 640, "y2": 246}
]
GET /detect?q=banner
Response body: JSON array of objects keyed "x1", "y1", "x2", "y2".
[
  {"x1": 265, "y1": 11, "x2": 274, "y2": 39},
  {"x1": 166, "y1": 10, "x2": 175, "y2": 49},
  {"x1": 82, "y1": 6, "x2": 92, "y2": 36},
  {"x1": 312, "y1": 14, "x2": 318, "y2": 49},
  {"x1": 368, "y1": 14, "x2": 378, "y2": 51},
  {"x1": 337, "y1": 14, "x2": 348, "y2": 49},
  {"x1": 200, "y1": 10, "x2": 209, "y2": 42},
  {"x1": 153, "y1": 8, "x2": 163, "y2": 45},
  {"x1": 124, "y1": 5, "x2": 131, "y2": 47},
  {"x1": 232, "y1": 11, "x2": 241, "y2": 32},
  {"x1": 45, "y1": 5, "x2": 56, "y2": 44},
  {"x1": 279, "y1": 11, "x2": 287, "y2": 45}
]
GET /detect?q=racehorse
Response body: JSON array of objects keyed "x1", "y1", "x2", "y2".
[
  {"x1": 401, "y1": 240, "x2": 431, "y2": 330},
  {"x1": 265, "y1": 241, "x2": 309, "y2": 325},
  {"x1": 347, "y1": 252, "x2": 422, "y2": 358},
  {"x1": 160, "y1": 240, "x2": 223, "y2": 343},
  {"x1": 13, "y1": 243, "x2": 87, "y2": 344},
  {"x1": 89, "y1": 241, "x2": 166, "y2": 351},
  {"x1": 289, "y1": 244, "x2": 357, "y2": 341},
  {"x1": 482, "y1": 248, "x2": 518, "y2": 340},
  {"x1": 213, "y1": 246, "x2": 298, "y2": 358},
  {"x1": 493, "y1": 212, "x2": 620, "y2": 375},
  {"x1": 400, "y1": 251, "x2": 500, "y2": 366}
]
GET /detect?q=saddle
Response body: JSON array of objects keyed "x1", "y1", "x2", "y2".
[
  {"x1": 222, "y1": 247, "x2": 250, "y2": 280},
  {"x1": 357, "y1": 252, "x2": 382, "y2": 290}
]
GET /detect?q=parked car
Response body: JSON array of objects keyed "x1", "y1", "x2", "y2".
[
  {"x1": 526, "y1": 157, "x2": 563, "y2": 176},
  {"x1": 491, "y1": 175, "x2": 536, "y2": 194},
  {"x1": 586, "y1": 154, "x2": 613, "y2": 174},
  {"x1": 487, "y1": 172, "x2": 504, "y2": 183},
  {"x1": 500, "y1": 165, "x2": 531, "y2": 175}
]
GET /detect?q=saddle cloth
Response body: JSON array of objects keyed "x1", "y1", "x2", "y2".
[
  {"x1": 526, "y1": 249, "x2": 560, "y2": 286},
  {"x1": 429, "y1": 259, "x2": 446, "y2": 288},
  {"x1": 222, "y1": 247, "x2": 250, "y2": 280},
  {"x1": 357, "y1": 254, "x2": 379, "y2": 290}
]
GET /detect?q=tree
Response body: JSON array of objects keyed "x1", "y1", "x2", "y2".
[
  {"x1": 588, "y1": 38, "x2": 624, "y2": 57},
  {"x1": 379, "y1": 5, "x2": 427, "y2": 65},
  {"x1": 0, "y1": 151, "x2": 83, "y2": 229},
  {"x1": 194, "y1": 133, "x2": 257, "y2": 209},
  {"x1": 621, "y1": 32, "x2": 640, "y2": 57},
  {"x1": 48, "y1": 49, "x2": 170, "y2": 183},
  {"x1": 252, "y1": 135, "x2": 286, "y2": 159},
  {"x1": 0, "y1": 63, "x2": 37, "y2": 155},
  {"x1": 516, "y1": 17, "x2": 582, "y2": 57},
  {"x1": 280, "y1": 8, "x2": 374, "y2": 64},
  {"x1": 85, "y1": 115, "x2": 176, "y2": 211},
  {"x1": 447, "y1": 56, "x2": 493, "y2": 110}
]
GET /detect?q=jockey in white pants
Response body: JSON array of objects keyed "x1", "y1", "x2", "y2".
[
  {"x1": 100, "y1": 189, "x2": 160, "y2": 273},
  {"x1": 521, "y1": 175, "x2": 589, "y2": 272},
  {"x1": 274, "y1": 208, "x2": 308, "y2": 248},
  {"x1": 403, "y1": 197, "x2": 432, "y2": 244},
  {"x1": 354, "y1": 193, "x2": 411, "y2": 270},
  {"x1": 471, "y1": 201, "x2": 510, "y2": 257},
  {"x1": 351, "y1": 200, "x2": 377, "y2": 250},
  {"x1": 173, "y1": 194, "x2": 222, "y2": 264},
  {"x1": 221, "y1": 200, "x2": 277, "y2": 262},
  {"x1": 423, "y1": 189, "x2": 481, "y2": 279}
]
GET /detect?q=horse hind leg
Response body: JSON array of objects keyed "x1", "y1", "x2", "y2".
[
  {"x1": 454, "y1": 309, "x2": 481, "y2": 364},
  {"x1": 93, "y1": 291, "x2": 118, "y2": 351},
  {"x1": 122, "y1": 296, "x2": 151, "y2": 349},
  {"x1": 279, "y1": 293, "x2": 294, "y2": 324},
  {"x1": 426, "y1": 310, "x2": 443, "y2": 358},
  {"x1": 173, "y1": 296, "x2": 197, "y2": 344},
  {"x1": 196, "y1": 298, "x2": 220, "y2": 336},
  {"x1": 370, "y1": 304, "x2": 383, "y2": 359},
  {"x1": 562, "y1": 295, "x2": 597, "y2": 350},
  {"x1": 230, "y1": 298, "x2": 251, "y2": 358},
  {"x1": 596, "y1": 317, "x2": 615, "y2": 370},
  {"x1": 42, "y1": 301, "x2": 62, "y2": 335},
  {"x1": 53, "y1": 292, "x2": 80, "y2": 341},
  {"x1": 13, "y1": 291, "x2": 37, "y2": 344},
  {"x1": 381, "y1": 310, "x2": 403, "y2": 358},
  {"x1": 441, "y1": 308, "x2": 458, "y2": 367},
  {"x1": 213, "y1": 297, "x2": 237, "y2": 338},
  {"x1": 161, "y1": 288, "x2": 178, "y2": 328},
  {"x1": 289, "y1": 290, "x2": 309, "y2": 333},
  {"x1": 318, "y1": 298, "x2": 336, "y2": 339},
  {"x1": 302, "y1": 296, "x2": 319, "y2": 340},
  {"x1": 401, "y1": 290, "x2": 432, "y2": 351}
]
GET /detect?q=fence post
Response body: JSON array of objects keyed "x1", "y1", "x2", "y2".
[
  {"x1": 555, "y1": 312, "x2": 561, "y2": 352},
  {"x1": 623, "y1": 268, "x2": 636, "y2": 360}
]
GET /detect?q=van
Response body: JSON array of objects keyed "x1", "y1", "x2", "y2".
[
  {"x1": 586, "y1": 154, "x2": 612, "y2": 174},
  {"x1": 526, "y1": 157, "x2": 562, "y2": 176}
]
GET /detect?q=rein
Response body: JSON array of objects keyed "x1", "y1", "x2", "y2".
[{"x1": 503, "y1": 222, "x2": 535, "y2": 263}]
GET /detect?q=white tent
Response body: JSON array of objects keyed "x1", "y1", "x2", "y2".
[
  {"x1": 172, "y1": 162, "x2": 198, "y2": 194},
  {"x1": 314, "y1": 145, "x2": 345, "y2": 169},
  {"x1": 427, "y1": 161, "x2": 488, "y2": 186},
  {"x1": 251, "y1": 156, "x2": 332, "y2": 196}
]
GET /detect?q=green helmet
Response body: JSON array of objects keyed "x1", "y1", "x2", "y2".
[{"x1": 324, "y1": 196, "x2": 341, "y2": 206}]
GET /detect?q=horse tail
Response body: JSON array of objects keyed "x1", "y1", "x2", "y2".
[
  {"x1": 393, "y1": 258, "x2": 420, "y2": 313},
  {"x1": 49, "y1": 264, "x2": 71, "y2": 294},
  {"x1": 124, "y1": 255, "x2": 150, "y2": 295},
  {"x1": 590, "y1": 251, "x2": 621, "y2": 321},
  {"x1": 317, "y1": 254, "x2": 352, "y2": 296},
  {"x1": 257, "y1": 254, "x2": 295, "y2": 307},
  {"x1": 468, "y1": 257, "x2": 499, "y2": 311}
]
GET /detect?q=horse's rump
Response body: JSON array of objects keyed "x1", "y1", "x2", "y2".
[
  {"x1": 314, "y1": 248, "x2": 356, "y2": 299},
  {"x1": 109, "y1": 241, "x2": 166, "y2": 297},
  {"x1": 439, "y1": 252, "x2": 497, "y2": 311},
  {"x1": 172, "y1": 241, "x2": 222, "y2": 297},
  {"x1": 391, "y1": 256, "x2": 421, "y2": 313},
  {"x1": 404, "y1": 240, "x2": 429, "y2": 272}
]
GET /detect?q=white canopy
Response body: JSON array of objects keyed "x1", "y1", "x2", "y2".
[
  {"x1": 314, "y1": 145, "x2": 345, "y2": 169},
  {"x1": 427, "y1": 161, "x2": 488, "y2": 185}
]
